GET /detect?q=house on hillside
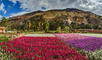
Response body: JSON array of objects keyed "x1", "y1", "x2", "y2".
[{"x1": 0, "y1": 27, "x2": 6, "y2": 33}]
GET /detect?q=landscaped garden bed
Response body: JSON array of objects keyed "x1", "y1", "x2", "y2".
[
  {"x1": 55, "y1": 34, "x2": 102, "y2": 60},
  {"x1": 0, "y1": 36, "x2": 88, "y2": 60},
  {"x1": 1, "y1": 33, "x2": 102, "y2": 60}
]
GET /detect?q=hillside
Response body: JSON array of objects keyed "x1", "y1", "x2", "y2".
[{"x1": 1, "y1": 8, "x2": 102, "y2": 32}]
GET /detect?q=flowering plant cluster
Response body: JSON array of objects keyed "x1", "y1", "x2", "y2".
[
  {"x1": 0, "y1": 37, "x2": 88, "y2": 60},
  {"x1": 0, "y1": 47, "x2": 13, "y2": 60},
  {"x1": 79, "y1": 49, "x2": 102, "y2": 60},
  {"x1": 55, "y1": 34, "x2": 102, "y2": 60},
  {"x1": 55, "y1": 34, "x2": 102, "y2": 51}
]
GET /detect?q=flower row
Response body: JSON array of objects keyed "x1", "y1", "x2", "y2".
[
  {"x1": 55, "y1": 34, "x2": 102, "y2": 51},
  {"x1": 0, "y1": 37, "x2": 88, "y2": 60}
]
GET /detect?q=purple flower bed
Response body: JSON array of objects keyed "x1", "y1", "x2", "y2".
[{"x1": 55, "y1": 34, "x2": 102, "y2": 51}]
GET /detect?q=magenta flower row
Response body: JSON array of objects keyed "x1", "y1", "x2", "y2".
[{"x1": 0, "y1": 37, "x2": 88, "y2": 60}]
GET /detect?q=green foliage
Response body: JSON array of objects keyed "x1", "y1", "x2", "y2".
[
  {"x1": 70, "y1": 22, "x2": 80, "y2": 29},
  {"x1": 79, "y1": 24, "x2": 94, "y2": 29},
  {"x1": 0, "y1": 35, "x2": 9, "y2": 42},
  {"x1": 56, "y1": 26, "x2": 61, "y2": 33},
  {"x1": 78, "y1": 49, "x2": 102, "y2": 60},
  {"x1": 70, "y1": 22, "x2": 99, "y2": 30},
  {"x1": 45, "y1": 21, "x2": 49, "y2": 33},
  {"x1": 0, "y1": 48, "x2": 12, "y2": 60},
  {"x1": 63, "y1": 26, "x2": 70, "y2": 33},
  {"x1": 0, "y1": 46, "x2": 14, "y2": 60},
  {"x1": 0, "y1": 17, "x2": 8, "y2": 27}
]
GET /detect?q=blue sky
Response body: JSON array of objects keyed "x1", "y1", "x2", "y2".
[
  {"x1": 0, "y1": 0, "x2": 27, "y2": 17},
  {"x1": 0, "y1": 0, "x2": 102, "y2": 18},
  {"x1": 0, "y1": 0, "x2": 48, "y2": 18}
]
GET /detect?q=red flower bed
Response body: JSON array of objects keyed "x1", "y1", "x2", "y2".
[{"x1": 0, "y1": 37, "x2": 88, "y2": 60}]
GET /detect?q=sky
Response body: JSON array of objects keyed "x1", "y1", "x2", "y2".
[{"x1": 0, "y1": 0, "x2": 102, "y2": 18}]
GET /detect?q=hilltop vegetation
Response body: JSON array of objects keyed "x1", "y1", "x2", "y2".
[{"x1": 0, "y1": 8, "x2": 102, "y2": 33}]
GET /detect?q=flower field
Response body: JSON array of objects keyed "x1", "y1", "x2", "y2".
[
  {"x1": 55, "y1": 33, "x2": 102, "y2": 60},
  {"x1": 0, "y1": 36, "x2": 88, "y2": 60},
  {"x1": 1, "y1": 33, "x2": 102, "y2": 60},
  {"x1": 55, "y1": 34, "x2": 102, "y2": 51}
]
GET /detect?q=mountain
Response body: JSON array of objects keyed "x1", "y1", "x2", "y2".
[{"x1": 1, "y1": 8, "x2": 102, "y2": 32}]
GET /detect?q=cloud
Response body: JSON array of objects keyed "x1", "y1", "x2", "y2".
[
  {"x1": 78, "y1": 0, "x2": 102, "y2": 15},
  {"x1": 0, "y1": 3, "x2": 7, "y2": 14},
  {"x1": 9, "y1": 0, "x2": 102, "y2": 15},
  {"x1": 10, "y1": 11, "x2": 29, "y2": 17},
  {"x1": 9, "y1": 0, "x2": 17, "y2": 4}
]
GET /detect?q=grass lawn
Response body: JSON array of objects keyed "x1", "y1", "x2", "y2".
[
  {"x1": 79, "y1": 33, "x2": 102, "y2": 37},
  {"x1": 22, "y1": 30, "x2": 72, "y2": 34},
  {"x1": 0, "y1": 35, "x2": 9, "y2": 42}
]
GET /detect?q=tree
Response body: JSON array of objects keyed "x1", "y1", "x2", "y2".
[
  {"x1": 56, "y1": 26, "x2": 61, "y2": 33},
  {"x1": 0, "y1": 17, "x2": 8, "y2": 27},
  {"x1": 28, "y1": 20, "x2": 32, "y2": 30},
  {"x1": 64, "y1": 26, "x2": 70, "y2": 33},
  {"x1": 45, "y1": 21, "x2": 49, "y2": 33}
]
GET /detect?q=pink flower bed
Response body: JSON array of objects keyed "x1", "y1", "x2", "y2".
[
  {"x1": 0, "y1": 36, "x2": 88, "y2": 60},
  {"x1": 55, "y1": 34, "x2": 89, "y2": 41}
]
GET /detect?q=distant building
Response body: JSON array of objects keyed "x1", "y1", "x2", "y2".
[{"x1": 0, "y1": 27, "x2": 6, "y2": 33}]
